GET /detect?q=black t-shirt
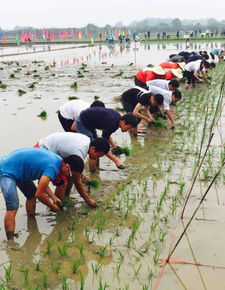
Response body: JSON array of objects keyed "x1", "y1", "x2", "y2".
[{"x1": 122, "y1": 88, "x2": 152, "y2": 106}]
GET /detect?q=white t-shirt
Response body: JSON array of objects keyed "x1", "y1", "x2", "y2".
[
  {"x1": 146, "y1": 80, "x2": 169, "y2": 91},
  {"x1": 39, "y1": 132, "x2": 90, "y2": 161},
  {"x1": 59, "y1": 100, "x2": 90, "y2": 120},
  {"x1": 185, "y1": 59, "x2": 205, "y2": 72},
  {"x1": 148, "y1": 85, "x2": 172, "y2": 111}
]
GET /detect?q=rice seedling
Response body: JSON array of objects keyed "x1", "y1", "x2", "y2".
[
  {"x1": 62, "y1": 198, "x2": 73, "y2": 207},
  {"x1": 113, "y1": 262, "x2": 122, "y2": 275},
  {"x1": 91, "y1": 261, "x2": 102, "y2": 274},
  {"x1": 151, "y1": 119, "x2": 166, "y2": 128},
  {"x1": 97, "y1": 278, "x2": 110, "y2": 290},
  {"x1": 83, "y1": 179, "x2": 100, "y2": 195},
  {"x1": 147, "y1": 64, "x2": 154, "y2": 67},
  {"x1": 35, "y1": 259, "x2": 41, "y2": 272},
  {"x1": 94, "y1": 95, "x2": 100, "y2": 100},
  {"x1": 58, "y1": 230, "x2": 63, "y2": 241},
  {"x1": 115, "y1": 106, "x2": 125, "y2": 112},
  {"x1": 18, "y1": 89, "x2": 26, "y2": 96},
  {"x1": 44, "y1": 66, "x2": 49, "y2": 71},
  {"x1": 70, "y1": 82, "x2": 78, "y2": 89},
  {"x1": 153, "y1": 250, "x2": 160, "y2": 265},
  {"x1": 0, "y1": 82, "x2": 7, "y2": 89},
  {"x1": 147, "y1": 267, "x2": 156, "y2": 280},
  {"x1": 142, "y1": 285, "x2": 149, "y2": 290},
  {"x1": 112, "y1": 70, "x2": 123, "y2": 78},
  {"x1": 4, "y1": 263, "x2": 12, "y2": 282},
  {"x1": 97, "y1": 244, "x2": 108, "y2": 258},
  {"x1": 77, "y1": 244, "x2": 85, "y2": 260},
  {"x1": 52, "y1": 262, "x2": 61, "y2": 273},
  {"x1": 84, "y1": 227, "x2": 93, "y2": 243},
  {"x1": 111, "y1": 146, "x2": 131, "y2": 156},
  {"x1": 28, "y1": 82, "x2": 37, "y2": 89},
  {"x1": 9, "y1": 73, "x2": 15, "y2": 78},
  {"x1": 80, "y1": 273, "x2": 85, "y2": 290},
  {"x1": 42, "y1": 274, "x2": 48, "y2": 289},
  {"x1": 45, "y1": 239, "x2": 53, "y2": 256},
  {"x1": 61, "y1": 275, "x2": 69, "y2": 290},
  {"x1": 57, "y1": 243, "x2": 68, "y2": 256},
  {"x1": 72, "y1": 261, "x2": 81, "y2": 274},
  {"x1": 20, "y1": 268, "x2": 29, "y2": 285},
  {"x1": 133, "y1": 264, "x2": 141, "y2": 276},
  {"x1": 37, "y1": 110, "x2": 47, "y2": 118}
]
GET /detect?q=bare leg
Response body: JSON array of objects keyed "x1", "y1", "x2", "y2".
[
  {"x1": 89, "y1": 158, "x2": 99, "y2": 173},
  {"x1": 55, "y1": 182, "x2": 68, "y2": 200},
  {"x1": 26, "y1": 197, "x2": 36, "y2": 215},
  {"x1": 65, "y1": 177, "x2": 74, "y2": 197},
  {"x1": 5, "y1": 209, "x2": 18, "y2": 240}
]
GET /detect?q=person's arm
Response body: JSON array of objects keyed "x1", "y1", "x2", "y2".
[
  {"x1": 201, "y1": 70, "x2": 210, "y2": 83},
  {"x1": 35, "y1": 175, "x2": 59, "y2": 212},
  {"x1": 105, "y1": 151, "x2": 124, "y2": 169},
  {"x1": 165, "y1": 109, "x2": 175, "y2": 128},
  {"x1": 70, "y1": 121, "x2": 77, "y2": 132},
  {"x1": 133, "y1": 103, "x2": 153, "y2": 123},
  {"x1": 108, "y1": 136, "x2": 117, "y2": 148},
  {"x1": 45, "y1": 185, "x2": 62, "y2": 206},
  {"x1": 193, "y1": 70, "x2": 203, "y2": 82},
  {"x1": 71, "y1": 171, "x2": 97, "y2": 207}
]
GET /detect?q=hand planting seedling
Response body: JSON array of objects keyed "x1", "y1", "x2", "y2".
[{"x1": 111, "y1": 146, "x2": 131, "y2": 156}]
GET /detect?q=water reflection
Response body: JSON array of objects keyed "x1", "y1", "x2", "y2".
[{"x1": 1, "y1": 42, "x2": 224, "y2": 68}]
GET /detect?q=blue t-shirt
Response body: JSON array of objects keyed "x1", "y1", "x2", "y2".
[{"x1": 0, "y1": 148, "x2": 62, "y2": 181}]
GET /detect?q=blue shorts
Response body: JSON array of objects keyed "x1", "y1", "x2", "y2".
[
  {"x1": 75, "y1": 117, "x2": 95, "y2": 141},
  {"x1": 0, "y1": 175, "x2": 36, "y2": 211}
]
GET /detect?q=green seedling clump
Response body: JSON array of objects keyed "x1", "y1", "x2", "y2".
[
  {"x1": 28, "y1": 82, "x2": 37, "y2": 89},
  {"x1": 38, "y1": 110, "x2": 47, "y2": 117},
  {"x1": 83, "y1": 179, "x2": 100, "y2": 189},
  {"x1": 111, "y1": 146, "x2": 131, "y2": 156},
  {"x1": 94, "y1": 95, "x2": 100, "y2": 100},
  {"x1": 68, "y1": 96, "x2": 79, "y2": 100},
  {"x1": 70, "y1": 82, "x2": 78, "y2": 89},
  {"x1": 152, "y1": 119, "x2": 166, "y2": 128},
  {"x1": 0, "y1": 81, "x2": 7, "y2": 89},
  {"x1": 18, "y1": 89, "x2": 26, "y2": 96},
  {"x1": 147, "y1": 64, "x2": 154, "y2": 67},
  {"x1": 112, "y1": 70, "x2": 123, "y2": 78}
]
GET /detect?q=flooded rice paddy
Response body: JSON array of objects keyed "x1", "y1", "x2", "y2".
[{"x1": 1, "y1": 41, "x2": 225, "y2": 289}]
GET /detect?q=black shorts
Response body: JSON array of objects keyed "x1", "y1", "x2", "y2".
[
  {"x1": 58, "y1": 111, "x2": 74, "y2": 132},
  {"x1": 134, "y1": 77, "x2": 148, "y2": 89},
  {"x1": 183, "y1": 70, "x2": 195, "y2": 84},
  {"x1": 16, "y1": 180, "x2": 37, "y2": 200}
]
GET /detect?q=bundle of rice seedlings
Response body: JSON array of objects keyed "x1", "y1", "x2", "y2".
[
  {"x1": 152, "y1": 119, "x2": 166, "y2": 128},
  {"x1": 111, "y1": 146, "x2": 131, "y2": 156}
]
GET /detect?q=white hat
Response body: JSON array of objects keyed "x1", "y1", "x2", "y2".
[
  {"x1": 150, "y1": 66, "x2": 165, "y2": 75},
  {"x1": 171, "y1": 68, "x2": 183, "y2": 79},
  {"x1": 178, "y1": 62, "x2": 186, "y2": 71}
]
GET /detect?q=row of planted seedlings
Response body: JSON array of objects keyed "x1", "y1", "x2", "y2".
[{"x1": 1, "y1": 63, "x2": 225, "y2": 290}]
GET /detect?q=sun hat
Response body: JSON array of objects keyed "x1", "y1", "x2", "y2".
[
  {"x1": 171, "y1": 68, "x2": 183, "y2": 79},
  {"x1": 150, "y1": 66, "x2": 165, "y2": 75},
  {"x1": 178, "y1": 62, "x2": 186, "y2": 70}
]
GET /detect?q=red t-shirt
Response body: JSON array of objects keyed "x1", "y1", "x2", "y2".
[
  {"x1": 162, "y1": 70, "x2": 174, "y2": 80},
  {"x1": 136, "y1": 70, "x2": 164, "y2": 82},
  {"x1": 160, "y1": 62, "x2": 179, "y2": 69}
]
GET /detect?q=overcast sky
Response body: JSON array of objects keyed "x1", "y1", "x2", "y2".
[{"x1": 1, "y1": 0, "x2": 225, "y2": 30}]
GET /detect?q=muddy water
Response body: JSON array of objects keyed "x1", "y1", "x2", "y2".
[{"x1": 1, "y1": 43, "x2": 225, "y2": 289}]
